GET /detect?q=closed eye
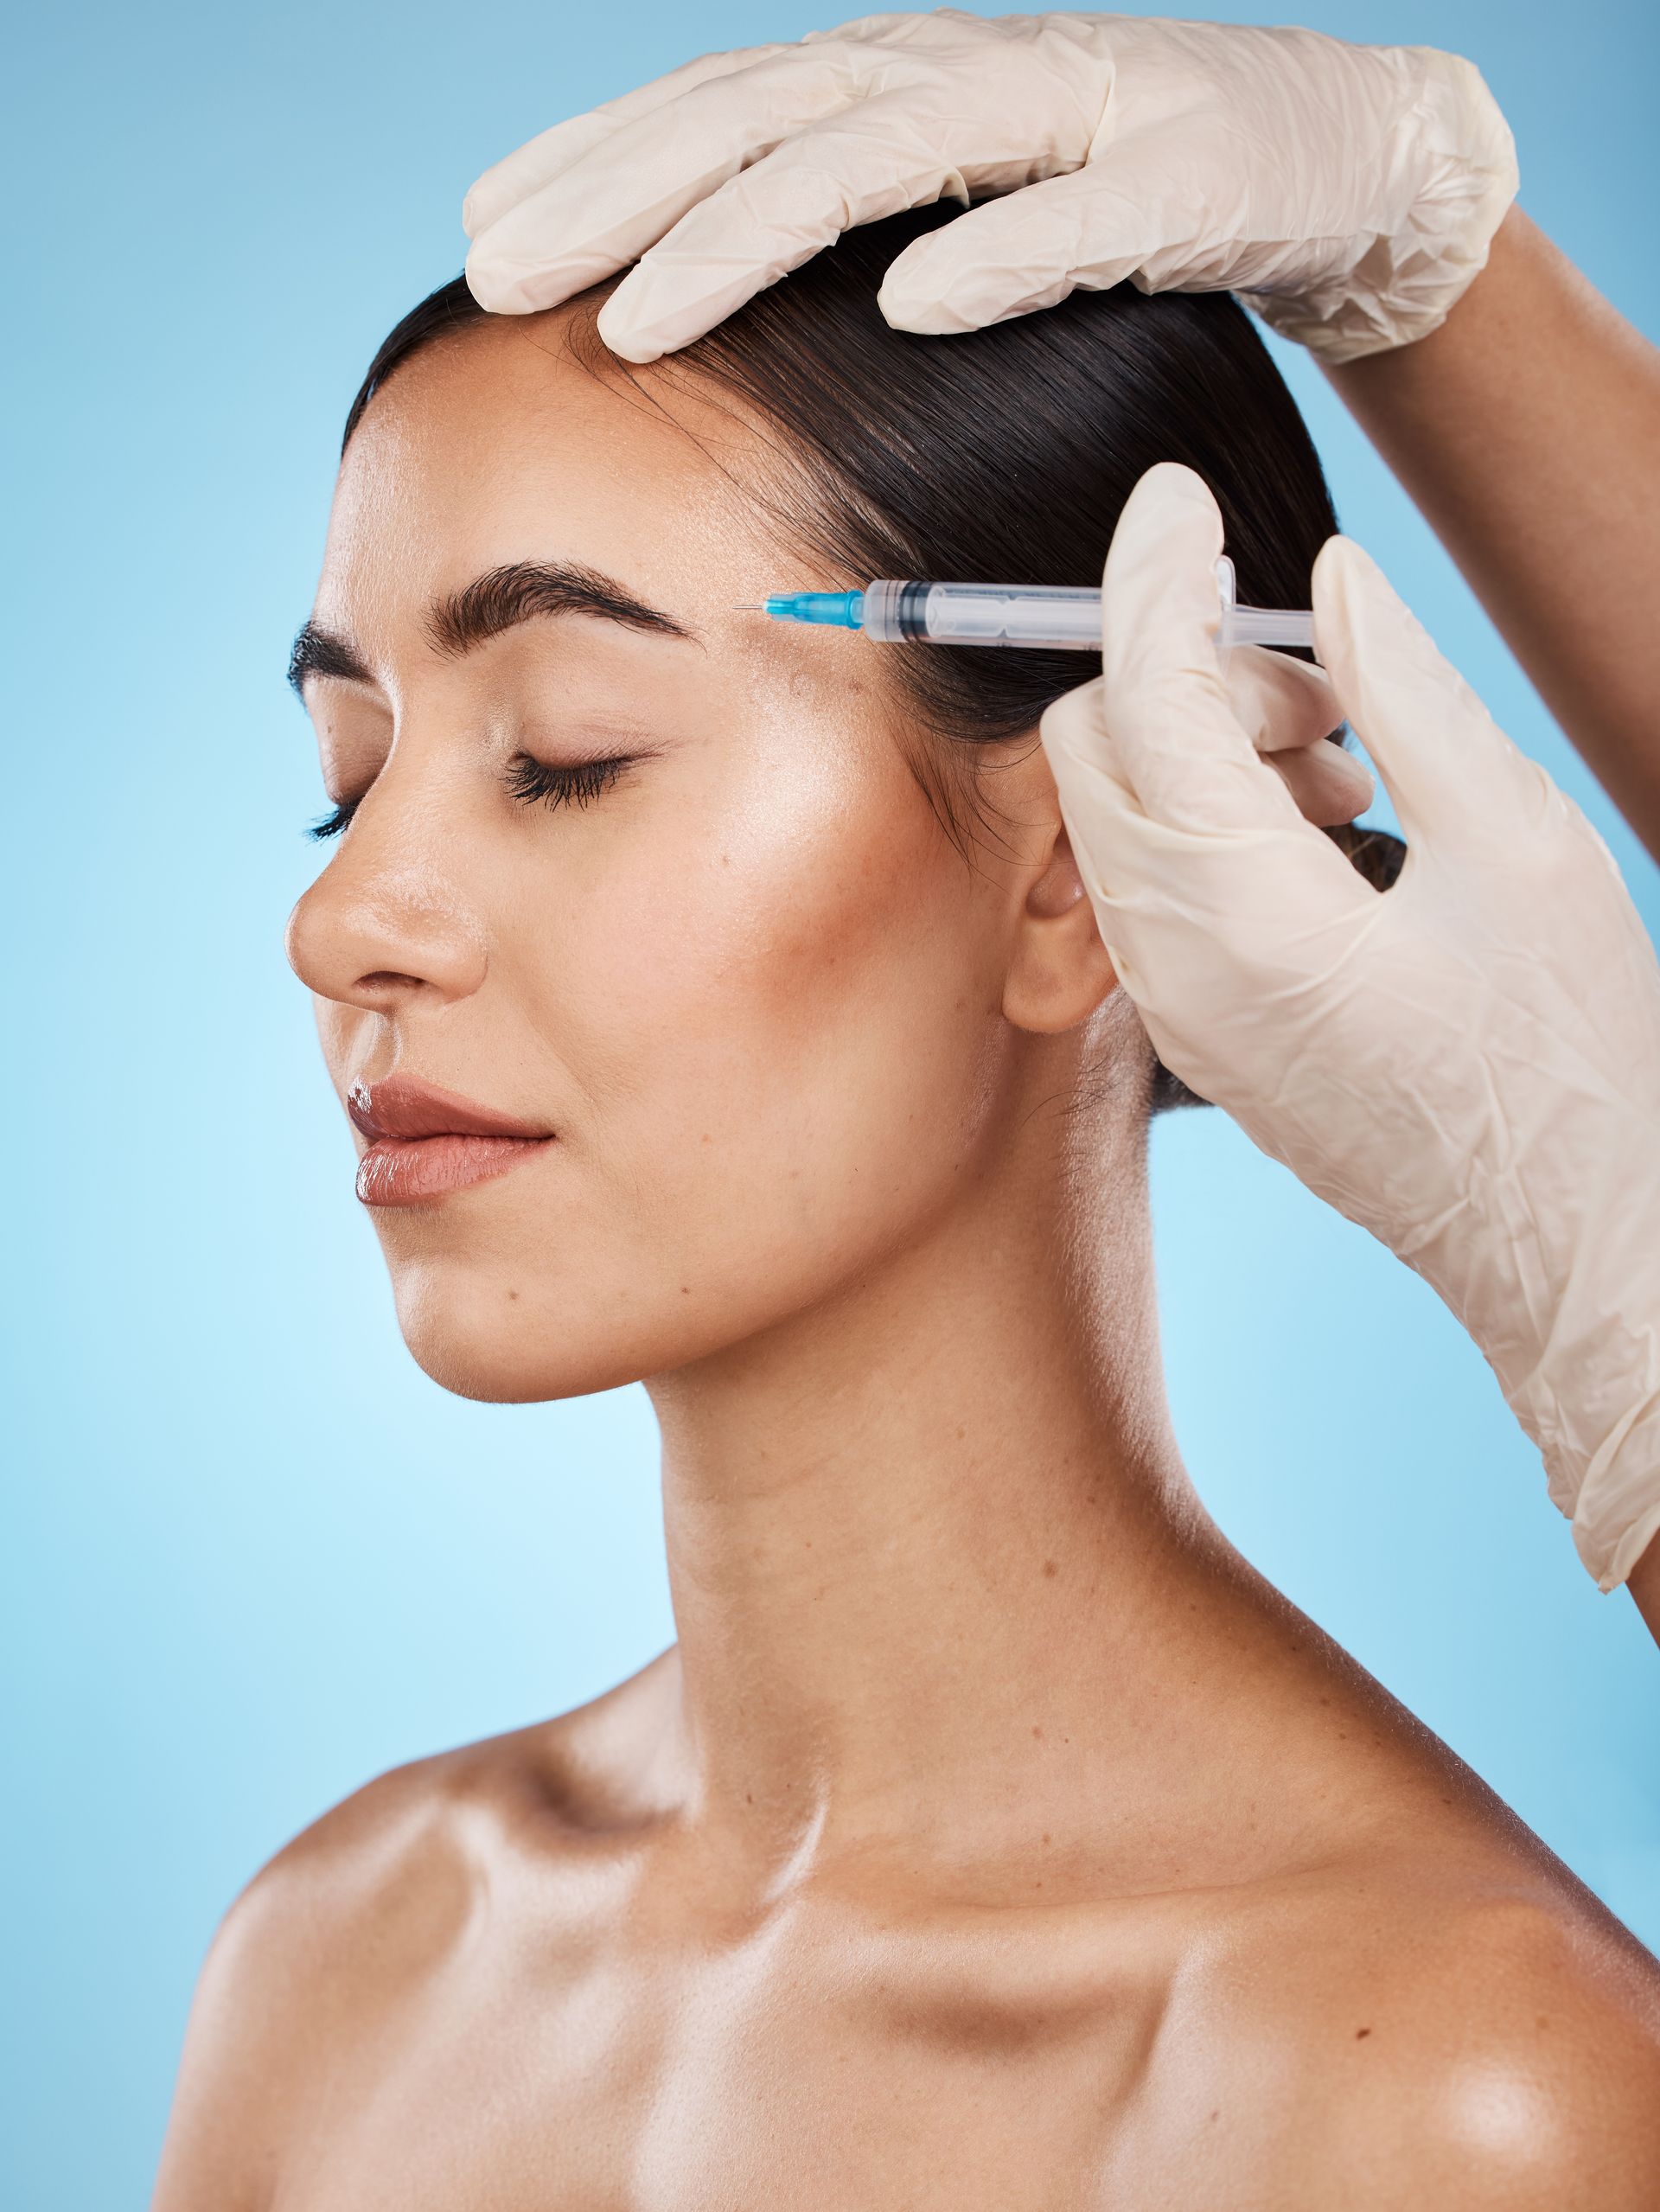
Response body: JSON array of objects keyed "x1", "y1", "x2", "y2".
[
  {"x1": 502, "y1": 751, "x2": 637, "y2": 812},
  {"x1": 306, "y1": 751, "x2": 642, "y2": 841},
  {"x1": 309, "y1": 797, "x2": 360, "y2": 841}
]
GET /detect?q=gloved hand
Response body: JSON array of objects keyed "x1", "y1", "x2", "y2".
[
  {"x1": 1040, "y1": 464, "x2": 1660, "y2": 1591},
  {"x1": 463, "y1": 10, "x2": 1518, "y2": 365},
  {"x1": 1219, "y1": 652, "x2": 1373, "y2": 829}
]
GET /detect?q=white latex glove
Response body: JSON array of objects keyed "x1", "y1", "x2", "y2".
[
  {"x1": 1041, "y1": 465, "x2": 1660, "y2": 1593},
  {"x1": 463, "y1": 10, "x2": 1518, "y2": 365},
  {"x1": 1221, "y1": 655, "x2": 1372, "y2": 830}
]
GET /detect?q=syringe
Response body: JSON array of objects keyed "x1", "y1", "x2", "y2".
[{"x1": 739, "y1": 559, "x2": 1313, "y2": 652}]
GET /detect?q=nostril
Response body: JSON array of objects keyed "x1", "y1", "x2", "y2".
[{"x1": 357, "y1": 970, "x2": 428, "y2": 993}]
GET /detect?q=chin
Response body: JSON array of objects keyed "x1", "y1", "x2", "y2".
[
  {"x1": 380, "y1": 1225, "x2": 878, "y2": 1404},
  {"x1": 386, "y1": 1260, "x2": 654, "y2": 1404}
]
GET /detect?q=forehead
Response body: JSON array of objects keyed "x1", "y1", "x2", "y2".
[{"x1": 318, "y1": 314, "x2": 783, "y2": 632}]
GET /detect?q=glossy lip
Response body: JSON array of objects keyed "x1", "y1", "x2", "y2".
[
  {"x1": 346, "y1": 1075, "x2": 556, "y2": 1208},
  {"x1": 348, "y1": 1075, "x2": 552, "y2": 1142}
]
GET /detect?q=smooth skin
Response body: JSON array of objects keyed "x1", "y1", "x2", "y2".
[
  {"x1": 475, "y1": 5, "x2": 1660, "y2": 1633},
  {"x1": 153, "y1": 310, "x2": 1660, "y2": 2210},
  {"x1": 1324, "y1": 206, "x2": 1660, "y2": 1637}
]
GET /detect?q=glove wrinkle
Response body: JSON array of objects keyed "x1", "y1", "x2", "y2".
[
  {"x1": 1043, "y1": 466, "x2": 1660, "y2": 1592},
  {"x1": 466, "y1": 12, "x2": 1517, "y2": 361}
]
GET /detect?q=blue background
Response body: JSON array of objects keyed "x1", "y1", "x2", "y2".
[{"x1": 5, "y1": 3, "x2": 1657, "y2": 2202}]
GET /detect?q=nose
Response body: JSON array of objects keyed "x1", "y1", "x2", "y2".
[{"x1": 285, "y1": 810, "x2": 488, "y2": 1014}]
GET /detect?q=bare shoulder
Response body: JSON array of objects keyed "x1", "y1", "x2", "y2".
[
  {"x1": 1190, "y1": 1864, "x2": 1660, "y2": 2210},
  {"x1": 151, "y1": 1736, "x2": 531, "y2": 2209},
  {"x1": 1311, "y1": 1887, "x2": 1660, "y2": 2208},
  {"x1": 151, "y1": 1653, "x2": 676, "y2": 2209}
]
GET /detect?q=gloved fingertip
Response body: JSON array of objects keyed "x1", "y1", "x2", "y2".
[
  {"x1": 1312, "y1": 533, "x2": 1452, "y2": 702},
  {"x1": 876, "y1": 247, "x2": 1001, "y2": 336},
  {"x1": 461, "y1": 166, "x2": 524, "y2": 245},
  {"x1": 1115, "y1": 463, "x2": 1225, "y2": 571},
  {"x1": 876, "y1": 290, "x2": 969, "y2": 337},
  {"x1": 591, "y1": 272, "x2": 667, "y2": 361},
  {"x1": 463, "y1": 257, "x2": 520, "y2": 315},
  {"x1": 1308, "y1": 534, "x2": 1359, "y2": 621},
  {"x1": 592, "y1": 305, "x2": 669, "y2": 363},
  {"x1": 878, "y1": 214, "x2": 1089, "y2": 338},
  {"x1": 1315, "y1": 533, "x2": 1430, "y2": 642},
  {"x1": 1101, "y1": 464, "x2": 1226, "y2": 659},
  {"x1": 1135, "y1": 460, "x2": 1219, "y2": 513},
  {"x1": 463, "y1": 247, "x2": 560, "y2": 316},
  {"x1": 1267, "y1": 742, "x2": 1376, "y2": 827},
  {"x1": 874, "y1": 242, "x2": 929, "y2": 316},
  {"x1": 1310, "y1": 532, "x2": 1533, "y2": 843},
  {"x1": 597, "y1": 260, "x2": 734, "y2": 361}
]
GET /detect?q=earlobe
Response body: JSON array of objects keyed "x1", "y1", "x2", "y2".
[{"x1": 1002, "y1": 825, "x2": 1119, "y2": 1036}]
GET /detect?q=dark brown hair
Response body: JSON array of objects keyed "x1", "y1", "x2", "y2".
[{"x1": 343, "y1": 206, "x2": 1402, "y2": 1109}]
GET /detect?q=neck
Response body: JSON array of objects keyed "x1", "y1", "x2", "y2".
[{"x1": 645, "y1": 1074, "x2": 1250, "y2": 1876}]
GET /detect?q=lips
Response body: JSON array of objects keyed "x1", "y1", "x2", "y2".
[{"x1": 347, "y1": 1076, "x2": 555, "y2": 1207}]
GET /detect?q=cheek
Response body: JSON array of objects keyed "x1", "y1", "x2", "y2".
[{"x1": 514, "y1": 726, "x2": 1011, "y2": 1273}]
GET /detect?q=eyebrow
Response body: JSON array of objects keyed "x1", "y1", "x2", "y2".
[
  {"x1": 287, "y1": 622, "x2": 371, "y2": 693},
  {"x1": 286, "y1": 561, "x2": 699, "y2": 697}
]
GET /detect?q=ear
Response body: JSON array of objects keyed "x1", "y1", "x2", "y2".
[{"x1": 1000, "y1": 804, "x2": 1120, "y2": 1037}]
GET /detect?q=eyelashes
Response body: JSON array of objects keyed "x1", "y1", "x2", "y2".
[
  {"x1": 307, "y1": 751, "x2": 637, "y2": 842},
  {"x1": 503, "y1": 751, "x2": 631, "y2": 812},
  {"x1": 309, "y1": 799, "x2": 359, "y2": 841}
]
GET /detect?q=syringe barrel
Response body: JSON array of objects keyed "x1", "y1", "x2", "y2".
[
  {"x1": 861, "y1": 579, "x2": 1105, "y2": 649},
  {"x1": 857, "y1": 576, "x2": 1315, "y2": 652},
  {"x1": 1227, "y1": 604, "x2": 1315, "y2": 648}
]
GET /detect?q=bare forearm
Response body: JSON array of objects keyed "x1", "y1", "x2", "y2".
[
  {"x1": 1326, "y1": 212, "x2": 1660, "y2": 1640},
  {"x1": 1627, "y1": 1535, "x2": 1660, "y2": 1648},
  {"x1": 1325, "y1": 208, "x2": 1660, "y2": 862}
]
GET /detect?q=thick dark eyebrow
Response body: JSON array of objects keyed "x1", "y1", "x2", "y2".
[
  {"x1": 287, "y1": 621, "x2": 372, "y2": 696},
  {"x1": 428, "y1": 561, "x2": 699, "y2": 658},
  {"x1": 286, "y1": 561, "x2": 698, "y2": 699}
]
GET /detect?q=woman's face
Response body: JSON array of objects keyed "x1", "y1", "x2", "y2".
[{"x1": 285, "y1": 316, "x2": 1080, "y2": 1402}]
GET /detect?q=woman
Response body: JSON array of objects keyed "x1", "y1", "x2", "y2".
[
  {"x1": 154, "y1": 214, "x2": 1660, "y2": 2207},
  {"x1": 464, "y1": 7, "x2": 1660, "y2": 1631}
]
